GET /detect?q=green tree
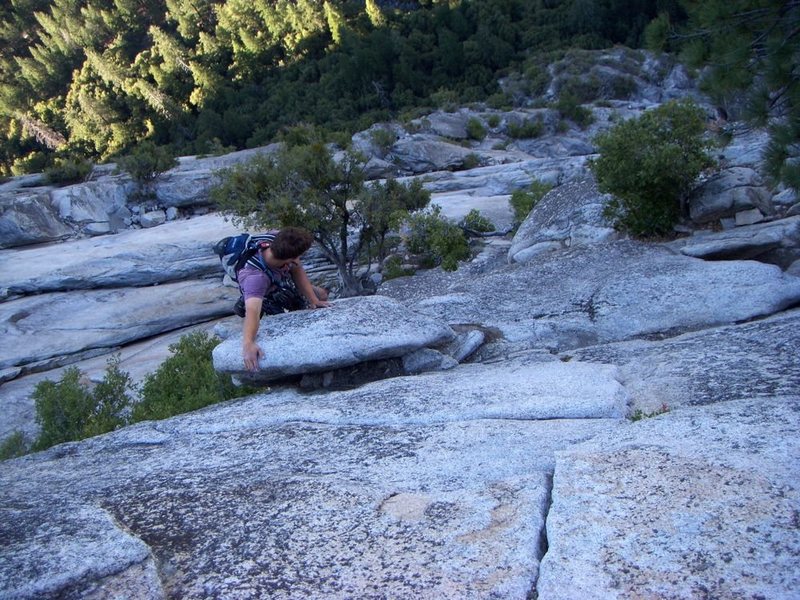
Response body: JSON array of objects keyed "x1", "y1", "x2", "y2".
[
  {"x1": 33, "y1": 356, "x2": 134, "y2": 451},
  {"x1": 116, "y1": 140, "x2": 178, "y2": 197},
  {"x1": 212, "y1": 142, "x2": 429, "y2": 295},
  {"x1": 676, "y1": 0, "x2": 800, "y2": 191},
  {"x1": 131, "y1": 331, "x2": 248, "y2": 422},
  {"x1": 590, "y1": 99, "x2": 715, "y2": 237}
]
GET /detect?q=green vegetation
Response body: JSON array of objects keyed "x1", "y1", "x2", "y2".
[
  {"x1": 507, "y1": 117, "x2": 544, "y2": 139},
  {"x1": 0, "y1": 430, "x2": 30, "y2": 460},
  {"x1": 649, "y1": 0, "x2": 799, "y2": 192},
  {"x1": 1, "y1": 332, "x2": 252, "y2": 458},
  {"x1": 590, "y1": 99, "x2": 714, "y2": 237},
  {"x1": 44, "y1": 156, "x2": 93, "y2": 185},
  {"x1": 510, "y1": 179, "x2": 553, "y2": 224},
  {"x1": 0, "y1": 0, "x2": 679, "y2": 177},
  {"x1": 116, "y1": 141, "x2": 178, "y2": 197},
  {"x1": 32, "y1": 356, "x2": 134, "y2": 451},
  {"x1": 211, "y1": 142, "x2": 429, "y2": 296},
  {"x1": 466, "y1": 117, "x2": 487, "y2": 141},
  {"x1": 630, "y1": 403, "x2": 670, "y2": 421},
  {"x1": 406, "y1": 205, "x2": 471, "y2": 271},
  {"x1": 131, "y1": 331, "x2": 249, "y2": 422},
  {"x1": 459, "y1": 209, "x2": 496, "y2": 234}
]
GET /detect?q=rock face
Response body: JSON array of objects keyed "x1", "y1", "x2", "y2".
[
  {"x1": 212, "y1": 295, "x2": 457, "y2": 384},
  {"x1": 538, "y1": 395, "x2": 800, "y2": 599},
  {"x1": 2, "y1": 48, "x2": 800, "y2": 598}
]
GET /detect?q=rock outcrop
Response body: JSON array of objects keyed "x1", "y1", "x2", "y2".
[{"x1": 2, "y1": 48, "x2": 800, "y2": 598}]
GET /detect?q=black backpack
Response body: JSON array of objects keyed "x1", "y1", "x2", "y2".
[
  {"x1": 213, "y1": 233, "x2": 273, "y2": 283},
  {"x1": 214, "y1": 233, "x2": 305, "y2": 317}
]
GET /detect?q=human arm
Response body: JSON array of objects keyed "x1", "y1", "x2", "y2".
[
  {"x1": 290, "y1": 262, "x2": 331, "y2": 308},
  {"x1": 242, "y1": 296, "x2": 264, "y2": 371}
]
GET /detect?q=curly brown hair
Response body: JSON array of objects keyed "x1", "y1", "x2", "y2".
[{"x1": 270, "y1": 227, "x2": 314, "y2": 259}]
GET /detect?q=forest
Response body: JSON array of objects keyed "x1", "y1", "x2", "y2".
[{"x1": 0, "y1": 0, "x2": 796, "y2": 188}]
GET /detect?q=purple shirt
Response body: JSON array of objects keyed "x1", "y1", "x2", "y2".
[{"x1": 238, "y1": 262, "x2": 292, "y2": 300}]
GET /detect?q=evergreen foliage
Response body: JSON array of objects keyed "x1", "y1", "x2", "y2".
[
  {"x1": 590, "y1": 99, "x2": 715, "y2": 237},
  {"x1": 0, "y1": 0, "x2": 653, "y2": 175},
  {"x1": 671, "y1": 0, "x2": 800, "y2": 192},
  {"x1": 131, "y1": 331, "x2": 248, "y2": 422},
  {"x1": 211, "y1": 142, "x2": 429, "y2": 295},
  {"x1": 406, "y1": 205, "x2": 471, "y2": 271},
  {"x1": 510, "y1": 180, "x2": 553, "y2": 224},
  {"x1": 32, "y1": 356, "x2": 135, "y2": 451}
]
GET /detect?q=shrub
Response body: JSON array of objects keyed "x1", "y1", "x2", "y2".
[
  {"x1": 406, "y1": 205, "x2": 470, "y2": 271},
  {"x1": 507, "y1": 117, "x2": 544, "y2": 139},
  {"x1": 459, "y1": 209, "x2": 496, "y2": 233},
  {"x1": 466, "y1": 117, "x2": 487, "y2": 141},
  {"x1": 116, "y1": 141, "x2": 177, "y2": 194},
  {"x1": 0, "y1": 430, "x2": 30, "y2": 460},
  {"x1": 44, "y1": 156, "x2": 93, "y2": 185},
  {"x1": 510, "y1": 180, "x2": 553, "y2": 224},
  {"x1": 556, "y1": 94, "x2": 595, "y2": 129},
  {"x1": 459, "y1": 153, "x2": 481, "y2": 170},
  {"x1": 590, "y1": 99, "x2": 714, "y2": 237},
  {"x1": 32, "y1": 356, "x2": 134, "y2": 451},
  {"x1": 486, "y1": 114, "x2": 501, "y2": 128},
  {"x1": 382, "y1": 255, "x2": 415, "y2": 280},
  {"x1": 131, "y1": 331, "x2": 251, "y2": 422},
  {"x1": 369, "y1": 126, "x2": 396, "y2": 155}
]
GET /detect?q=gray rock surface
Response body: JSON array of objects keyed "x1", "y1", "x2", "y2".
[
  {"x1": 669, "y1": 215, "x2": 800, "y2": 268},
  {"x1": 690, "y1": 166, "x2": 774, "y2": 223},
  {"x1": 0, "y1": 278, "x2": 236, "y2": 373},
  {"x1": 0, "y1": 213, "x2": 239, "y2": 298},
  {"x1": 565, "y1": 307, "x2": 800, "y2": 414},
  {"x1": 508, "y1": 173, "x2": 617, "y2": 263},
  {"x1": 380, "y1": 240, "x2": 800, "y2": 350},
  {"x1": 2, "y1": 50, "x2": 800, "y2": 597},
  {"x1": 0, "y1": 361, "x2": 624, "y2": 599},
  {"x1": 212, "y1": 295, "x2": 456, "y2": 384},
  {"x1": 538, "y1": 395, "x2": 800, "y2": 599}
]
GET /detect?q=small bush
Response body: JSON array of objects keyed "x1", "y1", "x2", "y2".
[
  {"x1": 382, "y1": 255, "x2": 415, "y2": 280},
  {"x1": 590, "y1": 99, "x2": 714, "y2": 237},
  {"x1": 406, "y1": 205, "x2": 470, "y2": 271},
  {"x1": 131, "y1": 331, "x2": 251, "y2": 422},
  {"x1": 510, "y1": 180, "x2": 553, "y2": 223},
  {"x1": 369, "y1": 126, "x2": 396, "y2": 155},
  {"x1": 486, "y1": 114, "x2": 501, "y2": 128},
  {"x1": 459, "y1": 153, "x2": 481, "y2": 170},
  {"x1": 32, "y1": 356, "x2": 134, "y2": 451},
  {"x1": 556, "y1": 94, "x2": 595, "y2": 129},
  {"x1": 459, "y1": 209, "x2": 495, "y2": 233},
  {"x1": 507, "y1": 117, "x2": 544, "y2": 139},
  {"x1": 0, "y1": 430, "x2": 30, "y2": 461},
  {"x1": 44, "y1": 156, "x2": 93, "y2": 185},
  {"x1": 116, "y1": 141, "x2": 177, "y2": 189},
  {"x1": 466, "y1": 117, "x2": 487, "y2": 141}
]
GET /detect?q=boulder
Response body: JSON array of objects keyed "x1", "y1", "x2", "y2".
[
  {"x1": 0, "y1": 279, "x2": 237, "y2": 374},
  {"x1": 538, "y1": 394, "x2": 800, "y2": 599},
  {"x1": 0, "y1": 189, "x2": 75, "y2": 248},
  {"x1": 390, "y1": 137, "x2": 477, "y2": 174},
  {"x1": 508, "y1": 174, "x2": 617, "y2": 263},
  {"x1": 0, "y1": 360, "x2": 625, "y2": 599},
  {"x1": 0, "y1": 213, "x2": 239, "y2": 298},
  {"x1": 380, "y1": 240, "x2": 800, "y2": 350},
  {"x1": 669, "y1": 215, "x2": 800, "y2": 267},
  {"x1": 212, "y1": 295, "x2": 457, "y2": 384},
  {"x1": 690, "y1": 167, "x2": 774, "y2": 224},
  {"x1": 566, "y1": 306, "x2": 800, "y2": 414}
]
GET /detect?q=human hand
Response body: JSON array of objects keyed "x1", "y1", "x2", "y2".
[
  {"x1": 310, "y1": 299, "x2": 331, "y2": 309},
  {"x1": 243, "y1": 341, "x2": 263, "y2": 372}
]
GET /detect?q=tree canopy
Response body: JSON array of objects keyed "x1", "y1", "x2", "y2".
[{"x1": 0, "y1": 0, "x2": 673, "y2": 176}]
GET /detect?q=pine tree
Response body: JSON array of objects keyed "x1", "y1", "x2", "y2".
[{"x1": 678, "y1": 0, "x2": 800, "y2": 190}]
